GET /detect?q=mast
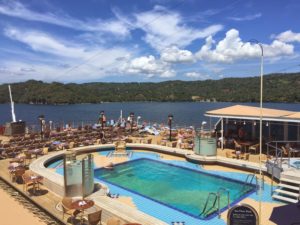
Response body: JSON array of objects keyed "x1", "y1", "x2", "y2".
[{"x1": 8, "y1": 85, "x2": 16, "y2": 122}]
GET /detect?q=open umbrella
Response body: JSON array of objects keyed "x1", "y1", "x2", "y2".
[{"x1": 269, "y1": 203, "x2": 300, "y2": 225}]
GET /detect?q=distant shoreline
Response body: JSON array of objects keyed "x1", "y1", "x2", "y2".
[
  {"x1": 0, "y1": 72, "x2": 299, "y2": 104},
  {"x1": 0, "y1": 100, "x2": 299, "y2": 105}
]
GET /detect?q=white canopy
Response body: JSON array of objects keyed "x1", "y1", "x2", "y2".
[{"x1": 205, "y1": 105, "x2": 300, "y2": 123}]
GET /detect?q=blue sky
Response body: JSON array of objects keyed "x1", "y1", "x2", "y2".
[{"x1": 0, "y1": 0, "x2": 300, "y2": 83}]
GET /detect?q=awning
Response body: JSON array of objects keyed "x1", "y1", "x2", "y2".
[{"x1": 205, "y1": 105, "x2": 300, "y2": 123}]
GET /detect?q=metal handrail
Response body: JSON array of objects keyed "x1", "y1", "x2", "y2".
[
  {"x1": 243, "y1": 173, "x2": 259, "y2": 193},
  {"x1": 217, "y1": 188, "x2": 230, "y2": 218},
  {"x1": 201, "y1": 192, "x2": 218, "y2": 216},
  {"x1": 244, "y1": 173, "x2": 256, "y2": 185},
  {"x1": 266, "y1": 140, "x2": 300, "y2": 169}
]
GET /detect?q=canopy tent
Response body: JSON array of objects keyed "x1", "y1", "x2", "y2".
[
  {"x1": 205, "y1": 105, "x2": 300, "y2": 123},
  {"x1": 205, "y1": 105, "x2": 300, "y2": 149}
]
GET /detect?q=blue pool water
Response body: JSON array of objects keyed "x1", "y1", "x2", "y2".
[
  {"x1": 290, "y1": 159, "x2": 300, "y2": 169},
  {"x1": 95, "y1": 158, "x2": 255, "y2": 219}
]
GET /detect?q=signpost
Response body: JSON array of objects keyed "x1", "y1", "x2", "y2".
[{"x1": 227, "y1": 204, "x2": 259, "y2": 225}]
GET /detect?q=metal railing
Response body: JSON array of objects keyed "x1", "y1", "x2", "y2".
[
  {"x1": 201, "y1": 188, "x2": 231, "y2": 219},
  {"x1": 266, "y1": 140, "x2": 300, "y2": 169},
  {"x1": 243, "y1": 173, "x2": 264, "y2": 194},
  {"x1": 201, "y1": 192, "x2": 218, "y2": 217},
  {"x1": 217, "y1": 188, "x2": 230, "y2": 218}
]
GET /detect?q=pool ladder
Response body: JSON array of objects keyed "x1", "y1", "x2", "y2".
[
  {"x1": 201, "y1": 188, "x2": 230, "y2": 218},
  {"x1": 243, "y1": 172, "x2": 264, "y2": 194}
]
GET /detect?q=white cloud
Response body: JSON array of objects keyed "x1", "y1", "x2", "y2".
[
  {"x1": 196, "y1": 29, "x2": 294, "y2": 63},
  {"x1": 1, "y1": 27, "x2": 136, "y2": 83},
  {"x1": 275, "y1": 30, "x2": 300, "y2": 43},
  {"x1": 133, "y1": 6, "x2": 223, "y2": 51},
  {"x1": 161, "y1": 70, "x2": 176, "y2": 78},
  {"x1": 185, "y1": 72, "x2": 211, "y2": 80},
  {"x1": 228, "y1": 13, "x2": 262, "y2": 21},
  {"x1": 121, "y1": 55, "x2": 175, "y2": 78},
  {"x1": 0, "y1": 1, "x2": 131, "y2": 37},
  {"x1": 160, "y1": 46, "x2": 194, "y2": 63},
  {"x1": 4, "y1": 27, "x2": 132, "y2": 62},
  {"x1": 4, "y1": 27, "x2": 88, "y2": 59}
]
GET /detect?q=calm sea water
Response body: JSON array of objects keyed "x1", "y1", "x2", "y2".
[{"x1": 0, "y1": 102, "x2": 299, "y2": 128}]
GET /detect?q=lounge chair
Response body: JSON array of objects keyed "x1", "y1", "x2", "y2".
[
  {"x1": 111, "y1": 141, "x2": 128, "y2": 156},
  {"x1": 13, "y1": 167, "x2": 25, "y2": 183},
  {"x1": 24, "y1": 151, "x2": 33, "y2": 165},
  {"x1": 233, "y1": 140, "x2": 242, "y2": 151},
  {"x1": 87, "y1": 210, "x2": 102, "y2": 225},
  {"x1": 22, "y1": 173, "x2": 34, "y2": 192},
  {"x1": 68, "y1": 141, "x2": 75, "y2": 149},
  {"x1": 42, "y1": 147, "x2": 49, "y2": 155},
  {"x1": 61, "y1": 197, "x2": 80, "y2": 220},
  {"x1": 249, "y1": 144, "x2": 259, "y2": 154}
]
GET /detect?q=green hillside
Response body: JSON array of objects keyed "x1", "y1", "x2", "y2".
[{"x1": 0, "y1": 73, "x2": 299, "y2": 104}]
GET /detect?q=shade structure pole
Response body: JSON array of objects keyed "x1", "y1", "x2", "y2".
[
  {"x1": 243, "y1": 39, "x2": 263, "y2": 225},
  {"x1": 258, "y1": 42, "x2": 264, "y2": 225},
  {"x1": 221, "y1": 118, "x2": 224, "y2": 149}
]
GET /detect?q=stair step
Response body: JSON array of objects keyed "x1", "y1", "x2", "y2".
[
  {"x1": 272, "y1": 194, "x2": 299, "y2": 203},
  {"x1": 280, "y1": 178, "x2": 300, "y2": 185},
  {"x1": 274, "y1": 189, "x2": 299, "y2": 197},
  {"x1": 279, "y1": 183, "x2": 300, "y2": 191}
]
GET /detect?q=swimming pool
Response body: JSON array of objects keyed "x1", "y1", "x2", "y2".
[
  {"x1": 290, "y1": 158, "x2": 300, "y2": 169},
  {"x1": 95, "y1": 158, "x2": 255, "y2": 219}
]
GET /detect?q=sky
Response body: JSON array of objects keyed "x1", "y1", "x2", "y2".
[{"x1": 0, "y1": 0, "x2": 300, "y2": 83}]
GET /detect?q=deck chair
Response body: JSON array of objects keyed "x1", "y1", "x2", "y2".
[
  {"x1": 87, "y1": 210, "x2": 102, "y2": 225},
  {"x1": 249, "y1": 144, "x2": 259, "y2": 154},
  {"x1": 61, "y1": 197, "x2": 80, "y2": 220},
  {"x1": 68, "y1": 141, "x2": 75, "y2": 149},
  {"x1": 112, "y1": 141, "x2": 127, "y2": 156},
  {"x1": 22, "y1": 173, "x2": 34, "y2": 192},
  {"x1": 233, "y1": 140, "x2": 242, "y2": 151},
  {"x1": 13, "y1": 167, "x2": 25, "y2": 183},
  {"x1": 42, "y1": 147, "x2": 49, "y2": 155}
]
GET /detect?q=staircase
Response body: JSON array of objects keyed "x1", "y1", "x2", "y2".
[{"x1": 272, "y1": 178, "x2": 300, "y2": 203}]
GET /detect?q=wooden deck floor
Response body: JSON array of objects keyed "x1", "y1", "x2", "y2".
[{"x1": 0, "y1": 158, "x2": 67, "y2": 225}]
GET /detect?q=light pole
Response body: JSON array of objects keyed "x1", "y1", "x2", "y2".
[
  {"x1": 130, "y1": 112, "x2": 134, "y2": 133},
  {"x1": 38, "y1": 115, "x2": 45, "y2": 139},
  {"x1": 168, "y1": 114, "x2": 173, "y2": 141},
  {"x1": 244, "y1": 39, "x2": 264, "y2": 225},
  {"x1": 100, "y1": 111, "x2": 105, "y2": 130}
]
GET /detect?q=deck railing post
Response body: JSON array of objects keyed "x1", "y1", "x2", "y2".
[{"x1": 271, "y1": 165, "x2": 274, "y2": 195}]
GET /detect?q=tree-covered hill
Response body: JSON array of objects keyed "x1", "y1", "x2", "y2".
[{"x1": 0, "y1": 73, "x2": 299, "y2": 104}]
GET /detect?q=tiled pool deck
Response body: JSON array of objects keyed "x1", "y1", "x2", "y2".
[{"x1": 53, "y1": 150, "x2": 282, "y2": 225}]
